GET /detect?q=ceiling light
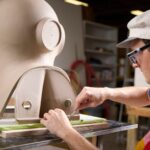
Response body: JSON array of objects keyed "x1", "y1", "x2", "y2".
[
  {"x1": 64, "y1": 0, "x2": 89, "y2": 7},
  {"x1": 130, "y1": 10, "x2": 144, "y2": 16}
]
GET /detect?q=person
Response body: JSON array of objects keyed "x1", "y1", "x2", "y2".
[{"x1": 40, "y1": 10, "x2": 150, "y2": 150}]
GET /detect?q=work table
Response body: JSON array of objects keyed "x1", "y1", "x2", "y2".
[{"x1": 0, "y1": 119, "x2": 137, "y2": 150}]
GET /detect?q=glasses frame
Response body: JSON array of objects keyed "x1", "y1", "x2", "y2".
[{"x1": 127, "y1": 43, "x2": 150, "y2": 64}]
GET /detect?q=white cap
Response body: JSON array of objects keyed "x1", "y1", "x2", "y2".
[{"x1": 117, "y1": 10, "x2": 150, "y2": 48}]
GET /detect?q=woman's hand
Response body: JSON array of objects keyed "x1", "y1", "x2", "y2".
[
  {"x1": 75, "y1": 86, "x2": 108, "y2": 110},
  {"x1": 40, "y1": 108, "x2": 74, "y2": 139}
]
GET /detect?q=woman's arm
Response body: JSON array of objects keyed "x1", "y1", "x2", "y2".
[
  {"x1": 75, "y1": 86, "x2": 150, "y2": 110},
  {"x1": 40, "y1": 109, "x2": 98, "y2": 150}
]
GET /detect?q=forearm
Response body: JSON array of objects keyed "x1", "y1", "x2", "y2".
[
  {"x1": 104, "y1": 86, "x2": 150, "y2": 107},
  {"x1": 62, "y1": 128, "x2": 98, "y2": 150}
]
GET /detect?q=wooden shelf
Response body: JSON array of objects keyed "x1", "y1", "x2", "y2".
[
  {"x1": 85, "y1": 34, "x2": 116, "y2": 43},
  {"x1": 85, "y1": 20, "x2": 116, "y2": 30},
  {"x1": 85, "y1": 49, "x2": 114, "y2": 56},
  {"x1": 90, "y1": 64, "x2": 115, "y2": 69},
  {"x1": 83, "y1": 20, "x2": 118, "y2": 87}
]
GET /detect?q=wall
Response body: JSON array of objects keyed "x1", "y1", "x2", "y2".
[
  {"x1": 134, "y1": 68, "x2": 149, "y2": 86},
  {"x1": 46, "y1": 0, "x2": 85, "y2": 70}
]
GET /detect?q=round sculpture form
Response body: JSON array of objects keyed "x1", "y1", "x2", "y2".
[{"x1": 0, "y1": 0, "x2": 66, "y2": 116}]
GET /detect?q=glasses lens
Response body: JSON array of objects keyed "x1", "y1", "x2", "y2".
[
  {"x1": 128, "y1": 55, "x2": 137, "y2": 64},
  {"x1": 127, "y1": 43, "x2": 150, "y2": 65}
]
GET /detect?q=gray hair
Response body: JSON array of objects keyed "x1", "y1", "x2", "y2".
[{"x1": 143, "y1": 39, "x2": 150, "y2": 45}]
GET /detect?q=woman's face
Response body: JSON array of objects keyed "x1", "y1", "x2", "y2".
[{"x1": 131, "y1": 39, "x2": 150, "y2": 83}]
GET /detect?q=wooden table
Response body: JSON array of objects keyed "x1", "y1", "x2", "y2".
[{"x1": 0, "y1": 119, "x2": 137, "y2": 150}]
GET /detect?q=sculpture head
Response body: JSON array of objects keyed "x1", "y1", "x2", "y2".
[{"x1": 0, "y1": 0, "x2": 65, "y2": 115}]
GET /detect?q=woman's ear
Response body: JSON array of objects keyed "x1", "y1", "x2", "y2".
[{"x1": 36, "y1": 18, "x2": 65, "y2": 53}]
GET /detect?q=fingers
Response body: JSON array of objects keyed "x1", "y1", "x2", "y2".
[
  {"x1": 41, "y1": 109, "x2": 58, "y2": 127},
  {"x1": 54, "y1": 108, "x2": 64, "y2": 114},
  {"x1": 75, "y1": 87, "x2": 93, "y2": 110},
  {"x1": 42, "y1": 109, "x2": 64, "y2": 121},
  {"x1": 41, "y1": 112, "x2": 52, "y2": 127},
  {"x1": 40, "y1": 118, "x2": 47, "y2": 126},
  {"x1": 44, "y1": 112, "x2": 51, "y2": 120},
  {"x1": 54, "y1": 109, "x2": 69, "y2": 121},
  {"x1": 76, "y1": 100, "x2": 94, "y2": 110}
]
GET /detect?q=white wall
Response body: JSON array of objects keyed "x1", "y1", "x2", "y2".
[
  {"x1": 134, "y1": 68, "x2": 149, "y2": 86},
  {"x1": 46, "y1": 0, "x2": 85, "y2": 70}
]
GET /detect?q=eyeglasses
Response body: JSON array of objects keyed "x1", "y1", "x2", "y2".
[{"x1": 127, "y1": 43, "x2": 150, "y2": 65}]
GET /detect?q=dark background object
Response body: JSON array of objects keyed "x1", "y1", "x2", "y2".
[{"x1": 81, "y1": 0, "x2": 150, "y2": 42}]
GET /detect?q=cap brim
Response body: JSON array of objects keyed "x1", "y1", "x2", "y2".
[{"x1": 116, "y1": 37, "x2": 137, "y2": 48}]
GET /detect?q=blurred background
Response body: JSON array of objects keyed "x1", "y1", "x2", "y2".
[
  {"x1": 45, "y1": 1, "x2": 150, "y2": 149},
  {"x1": 1, "y1": 1, "x2": 150, "y2": 150}
]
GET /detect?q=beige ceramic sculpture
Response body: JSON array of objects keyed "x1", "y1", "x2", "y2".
[{"x1": 0, "y1": 0, "x2": 75, "y2": 121}]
